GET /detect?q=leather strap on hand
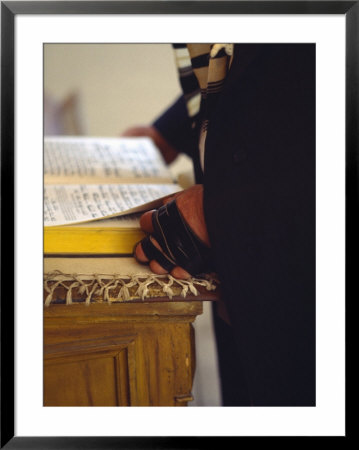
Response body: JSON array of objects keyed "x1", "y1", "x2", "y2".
[{"x1": 138, "y1": 199, "x2": 212, "y2": 276}]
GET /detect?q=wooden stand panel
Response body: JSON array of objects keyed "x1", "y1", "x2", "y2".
[{"x1": 44, "y1": 302, "x2": 202, "y2": 406}]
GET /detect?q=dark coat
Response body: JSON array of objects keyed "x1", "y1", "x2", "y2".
[{"x1": 154, "y1": 44, "x2": 316, "y2": 406}]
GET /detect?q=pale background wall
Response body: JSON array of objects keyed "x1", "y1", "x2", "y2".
[
  {"x1": 44, "y1": 43, "x2": 221, "y2": 407},
  {"x1": 45, "y1": 44, "x2": 180, "y2": 136}
]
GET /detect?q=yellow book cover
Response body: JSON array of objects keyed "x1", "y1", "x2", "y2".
[{"x1": 44, "y1": 136, "x2": 181, "y2": 255}]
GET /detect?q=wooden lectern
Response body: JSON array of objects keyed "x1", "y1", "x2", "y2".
[{"x1": 43, "y1": 258, "x2": 218, "y2": 407}]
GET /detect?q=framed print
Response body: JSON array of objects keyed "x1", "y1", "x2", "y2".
[{"x1": 1, "y1": 1, "x2": 356, "y2": 447}]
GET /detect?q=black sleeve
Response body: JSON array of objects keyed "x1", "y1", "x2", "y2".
[
  {"x1": 152, "y1": 95, "x2": 198, "y2": 159},
  {"x1": 204, "y1": 44, "x2": 316, "y2": 406}
]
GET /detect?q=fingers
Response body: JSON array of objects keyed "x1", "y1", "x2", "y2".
[
  {"x1": 139, "y1": 193, "x2": 179, "y2": 231},
  {"x1": 139, "y1": 210, "x2": 155, "y2": 233},
  {"x1": 134, "y1": 238, "x2": 151, "y2": 263},
  {"x1": 170, "y1": 266, "x2": 191, "y2": 280},
  {"x1": 139, "y1": 195, "x2": 181, "y2": 233},
  {"x1": 134, "y1": 237, "x2": 191, "y2": 280},
  {"x1": 136, "y1": 190, "x2": 205, "y2": 280}
]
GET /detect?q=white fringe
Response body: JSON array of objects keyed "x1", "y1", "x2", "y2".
[{"x1": 44, "y1": 270, "x2": 218, "y2": 307}]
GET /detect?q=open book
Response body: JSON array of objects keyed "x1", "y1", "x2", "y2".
[{"x1": 44, "y1": 136, "x2": 182, "y2": 255}]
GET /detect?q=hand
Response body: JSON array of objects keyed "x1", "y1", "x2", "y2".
[
  {"x1": 134, "y1": 184, "x2": 210, "y2": 279},
  {"x1": 122, "y1": 125, "x2": 179, "y2": 165}
]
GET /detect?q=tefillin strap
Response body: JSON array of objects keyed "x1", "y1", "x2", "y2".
[{"x1": 139, "y1": 199, "x2": 212, "y2": 276}]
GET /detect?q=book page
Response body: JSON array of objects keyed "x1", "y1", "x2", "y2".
[
  {"x1": 44, "y1": 183, "x2": 181, "y2": 227},
  {"x1": 44, "y1": 136, "x2": 173, "y2": 184},
  {"x1": 53, "y1": 213, "x2": 142, "y2": 229}
]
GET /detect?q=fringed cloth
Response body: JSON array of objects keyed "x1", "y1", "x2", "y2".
[{"x1": 44, "y1": 270, "x2": 219, "y2": 307}]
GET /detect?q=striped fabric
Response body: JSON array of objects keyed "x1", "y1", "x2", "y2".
[{"x1": 173, "y1": 43, "x2": 234, "y2": 171}]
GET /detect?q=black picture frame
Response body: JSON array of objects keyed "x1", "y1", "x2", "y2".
[{"x1": 1, "y1": 1, "x2": 356, "y2": 447}]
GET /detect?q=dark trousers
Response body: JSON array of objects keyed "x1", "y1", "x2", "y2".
[{"x1": 212, "y1": 304, "x2": 252, "y2": 406}]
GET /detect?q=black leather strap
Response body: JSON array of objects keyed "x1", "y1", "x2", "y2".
[
  {"x1": 150, "y1": 199, "x2": 212, "y2": 276},
  {"x1": 140, "y1": 235, "x2": 177, "y2": 273}
]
